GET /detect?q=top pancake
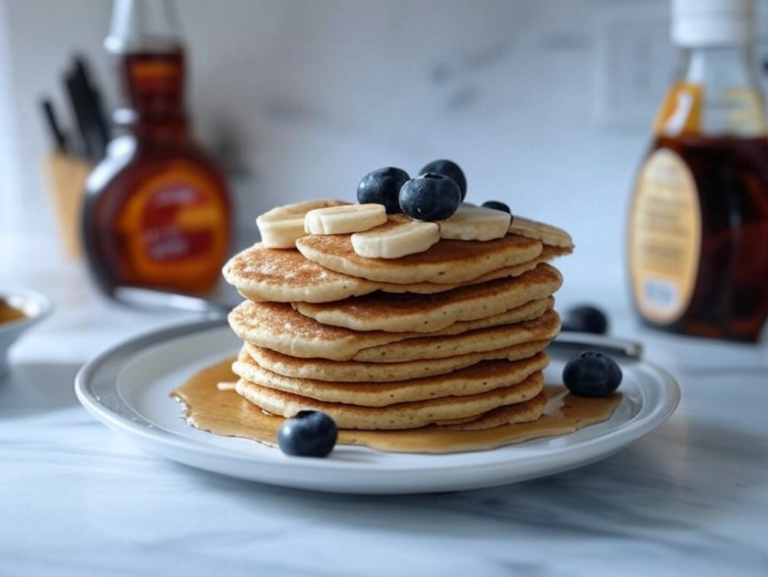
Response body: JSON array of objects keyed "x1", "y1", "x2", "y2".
[
  {"x1": 224, "y1": 243, "x2": 569, "y2": 304},
  {"x1": 223, "y1": 243, "x2": 379, "y2": 304},
  {"x1": 295, "y1": 225, "x2": 544, "y2": 285}
]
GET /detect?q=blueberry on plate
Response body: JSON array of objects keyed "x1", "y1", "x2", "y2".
[
  {"x1": 277, "y1": 410, "x2": 338, "y2": 457},
  {"x1": 481, "y1": 200, "x2": 511, "y2": 214},
  {"x1": 562, "y1": 351, "x2": 623, "y2": 397},
  {"x1": 399, "y1": 173, "x2": 461, "y2": 221},
  {"x1": 418, "y1": 159, "x2": 467, "y2": 202},
  {"x1": 561, "y1": 304, "x2": 609, "y2": 335},
  {"x1": 357, "y1": 167, "x2": 410, "y2": 214}
]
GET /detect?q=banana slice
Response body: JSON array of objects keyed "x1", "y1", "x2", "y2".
[
  {"x1": 351, "y1": 218, "x2": 440, "y2": 259},
  {"x1": 438, "y1": 204, "x2": 511, "y2": 241},
  {"x1": 305, "y1": 203, "x2": 387, "y2": 235},
  {"x1": 510, "y1": 216, "x2": 573, "y2": 248},
  {"x1": 257, "y1": 199, "x2": 349, "y2": 248}
]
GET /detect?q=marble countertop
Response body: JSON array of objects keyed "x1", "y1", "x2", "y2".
[{"x1": 2, "y1": 237, "x2": 768, "y2": 577}]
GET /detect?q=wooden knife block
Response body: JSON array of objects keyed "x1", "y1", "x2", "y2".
[{"x1": 43, "y1": 151, "x2": 93, "y2": 260}]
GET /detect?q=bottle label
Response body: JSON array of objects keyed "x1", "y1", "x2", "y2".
[
  {"x1": 653, "y1": 83, "x2": 702, "y2": 136},
  {"x1": 653, "y1": 83, "x2": 767, "y2": 137},
  {"x1": 722, "y1": 88, "x2": 768, "y2": 136},
  {"x1": 115, "y1": 162, "x2": 228, "y2": 281},
  {"x1": 628, "y1": 149, "x2": 701, "y2": 324}
]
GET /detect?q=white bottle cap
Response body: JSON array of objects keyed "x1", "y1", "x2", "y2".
[
  {"x1": 105, "y1": 0, "x2": 182, "y2": 53},
  {"x1": 671, "y1": 0, "x2": 754, "y2": 46}
]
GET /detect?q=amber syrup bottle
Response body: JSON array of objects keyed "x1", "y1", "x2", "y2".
[
  {"x1": 627, "y1": 0, "x2": 768, "y2": 342},
  {"x1": 82, "y1": 0, "x2": 230, "y2": 296}
]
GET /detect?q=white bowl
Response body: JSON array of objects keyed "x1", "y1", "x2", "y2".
[{"x1": 0, "y1": 290, "x2": 52, "y2": 379}]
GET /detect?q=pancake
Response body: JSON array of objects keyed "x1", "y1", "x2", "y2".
[
  {"x1": 350, "y1": 309, "x2": 560, "y2": 362},
  {"x1": 232, "y1": 348, "x2": 549, "y2": 406},
  {"x1": 293, "y1": 263, "x2": 563, "y2": 333},
  {"x1": 378, "y1": 245, "x2": 571, "y2": 293},
  {"x1": 295, "y1": 219, "x2": 544, "y2": 285},
  {"x1": 243, "y1": 339, "x2": 550, "y2": 382},
  {"x1": 222, "y1": 243, "x2": 380, "y2": 304},
  {"x1": 437, "y1": 390, "x2": 548, "y2": 430},
  {"x1": 228, "y1": 296, "x2": 554, "y2": 361},
  {"x1": 234, "y1": 371, "x2": 544, "y2": 430},
  {"x1": 224, "y1": 243, "x2": 570, "y2": 304}
]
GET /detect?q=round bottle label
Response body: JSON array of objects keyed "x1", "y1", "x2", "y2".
[
  {"x1": 628, "y1": 149, "x2": 701, "y2": 324},
  {"x1": 115, "y1": 161, "x2": 228, "y2": 282}
]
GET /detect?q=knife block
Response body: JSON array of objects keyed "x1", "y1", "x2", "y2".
[{"x1": 43, "y1": 151, "x2": 93, "y2": 260}]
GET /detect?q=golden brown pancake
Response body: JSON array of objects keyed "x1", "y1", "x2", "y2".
[
  {"x1": 295, "y1": 218, "x2": 544, "y2": 285},
  {"x1": 223, "y1": 243, "x2": 570, "y2": 304},
  {"x1": 222, "y1": 244, "x2": 380, "y2": 304},
  {"x1": 228, "y1": 296, "x2": 554, "y2": 360},
  {"x1": 293, "y1": 263, "x2": 563, "y2": 333},
  {"x1": 439, "y1": 390, "x2": 548, "y2": 430},
  {"x1": 350, "y1": 310, "x2": 560, "y2": 362},
  {"x1": 234, "y1": 371, "x2": 544, "y2": 430},
  {"x1": 242, "y1": 339, "x2": 550, "y2": 383},
  {"x1": 232, "y1": 348, "x2": 549, "y2": 406}
]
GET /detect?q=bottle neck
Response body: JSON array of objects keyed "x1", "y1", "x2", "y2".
[
  {"x1": 657, "y1": 43, "x2": 767, "y2": 137},
  {"x1": 676, "y1": 44, "x2": 760, "y2": 89},
  {"x1": 116, "y1": 46, "x2": 190, "y2": 138}
]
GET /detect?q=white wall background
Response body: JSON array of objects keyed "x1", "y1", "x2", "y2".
[
  {"x1": 1, "y1": 0, "x2": 766, "y2": 296},
  {"x1": 0, "y1": 0, "x2": 17, "y2": 229}
]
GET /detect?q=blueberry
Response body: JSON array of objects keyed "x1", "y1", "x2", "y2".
[
  {"x1": 419, "y1": 159, "x2": 467, "y2": 201},
  {"x1": 357, "y1": 167, "x2": 410, "y2": 214},
  {"x1": 562, "y1": 351, "x2": 623, "y2": 397},
  {"x1": 277, "y1": 410, "x2": 338, "y2": 458},
  {"x1": 481, "y1": 200, "x2": 511, "y2": 214},
  {"x1": 561, "y1": 305, "x2": 609, "y2": 335},
  {"x1": 399, "y1": 173, "x2": 461, "y2": 221}
]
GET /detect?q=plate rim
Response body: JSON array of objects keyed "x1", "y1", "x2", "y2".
[{"x1": 74, "y1": 320, "x2": 681, "y2": 493}]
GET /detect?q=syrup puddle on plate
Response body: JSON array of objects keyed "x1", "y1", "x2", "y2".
[{"x1": 171, "y1": 357, "x2": 623, "y2": 454}]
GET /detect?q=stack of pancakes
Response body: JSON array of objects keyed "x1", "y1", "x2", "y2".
[{"x1": 222, "y1": 210, "x2": 573, "y2": 434}]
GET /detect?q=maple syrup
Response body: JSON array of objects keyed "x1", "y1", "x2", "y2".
[
  {"x1": 82, "y1": 1, "x2": 230, "y2": 296},
  {"x1": 632, "y1": 135, "x2": 768, "y2": 341},
  {"x1": 0, "y1": 300, "x2": 27, "y2": 326},
  {"x1": 170, "y1": 358, "x2": 622, "y2": 454},
  {"x1": 627, "y1": 0, "x2": 768, "y2": 342}
]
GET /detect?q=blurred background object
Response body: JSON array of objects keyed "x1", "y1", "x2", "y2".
[
  {"x1": 0, "y1": 288, "x2": 51, "y2": 379},
  {"x1": 40, "y1": 55, "x2": 110, "y2": 259},
  {"x1": 80, "y1": 0, "x2": 231, "y2": 298},
  {"x1": 628, "y1": 0, "x2": 768, "y2": 342},
  {"x1": 1, "y1": 0, "x2": 767, "y2": 298}
]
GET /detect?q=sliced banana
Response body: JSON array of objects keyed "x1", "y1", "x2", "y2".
[
  {"x1": 305, "y1": 203, "x2": 388, "y2": 235},
  {"x1": 256, "y1": 199, "x2": 349, "y2": 248},
  {"x1": 438, "y1": 204, "x2": 511, "y2": 241},
  {"x1": 509, "y1": 216, "x2": 573, "y2": 248},
  {"x1": 351, "y1": 218, "x2": 440, "y2": 259}
]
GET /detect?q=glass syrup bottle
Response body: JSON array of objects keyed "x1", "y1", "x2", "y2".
[
  {"x1": 82, "y1": 0, "x2": 231, "y2": 296},
  {"x1": 627, "y1": 0, "x2": 768, "y2": 342}
]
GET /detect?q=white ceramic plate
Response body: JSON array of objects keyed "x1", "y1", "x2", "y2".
[{"x1": 75, "y1": 321, "x2": 680, "y2": 494}]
